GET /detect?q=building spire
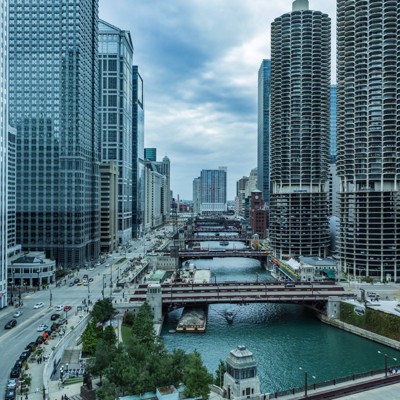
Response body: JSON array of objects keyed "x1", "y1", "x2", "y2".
[{"x1": 292, "y1": 0, "x2": 309, "y2": 11}]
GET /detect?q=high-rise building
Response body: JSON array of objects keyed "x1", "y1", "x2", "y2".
[
  {"x1": 144, "y1": 148, "x2": 157, "y2": 162},
  {"x1": 199, "y1": 167, "x2": 227, "y2": 215},
  {"x1": 7, "y1": 126, "x2": 17, "y2": 253},
  {"x1": 337, "y1": 0, "x2": 400, "y2": 281},
  {"x1": 99, "y1": 162, "x2": 118, "y2": 253},
  {"x1": 132, "y1": 66, "x2": 145, "y2": 238},
  {"x1": 235, "y1": 176, "x2": 249, "y2": 217},
  {"x1": 269, "y1": 0, "x2": 331, "y2": 258},
  {"x1": 153, "y1": 156, "x2": 171, "y2": 217},
  {"x1": 0, "y1": 0, "x2": 8, "y2": 308},
  {"x1": 257, "y1": 59, "x2": 271, "y2": 205},
  {"x1": 192, "y1": 177, "x2": 201, "y2": 215},
  {"x1": 9, "y1": 0, "x2": 100, "y2": 268},
  {"x1": 330, "y1": 85, "x2": 337, "y2": 163},
  {"x1": 99, "y1": 20, "x2": 133, "y2": 245}
]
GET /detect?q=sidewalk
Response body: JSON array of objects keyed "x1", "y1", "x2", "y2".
[{"x1": 17, "y1": 311, "x2": 88, "y2": 400}]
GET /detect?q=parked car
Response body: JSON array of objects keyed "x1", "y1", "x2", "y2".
[
  {"x1": 33, "y1": 302, "x2": 44, "y2": 309},
  {"x1": 55, "y1": 304, "x2": 64, "y2": 311},
  {"x1": 9, "y1": 366, "x2": 20, "y2": 379},
  {"x1": 5, "y1": 388, "x2": 16, "y2": 400},
  {"x1": 64, "y1": 305, "x2": 72, "y2": 311},
  {"x1": 6, "y1": 379, "x2": 17, "y2": 389},
  {"x1": 74, "y1": 278, "x2": 80, "y2": 284},
  {"x1": 56, "y1": 318, "x2": 67, "y2": 327},
  {"x1": 25, "y1": 342, "x2": 36, "y2": 352},
  {"x1": 13, "y1": 310, "x2": 23, "y2": 318},
  {"x1": 37, "y1": 323, "x2": 49, "y2": 332},
  {"x1": 69, "y1": 282, "x2": 75, "y2": 287},
  {"x1": 35, "y1": 336, "x2": 44, "y2": 345},
  {"x1": 19, "y1": 351, "x2": 30, "y2": 361},
  {"x1": 50, "y1": 313, "x2": 60, "y2": 321},
  {"x1": 4, "y1": 319, "x2": 17, "y2": 329}
]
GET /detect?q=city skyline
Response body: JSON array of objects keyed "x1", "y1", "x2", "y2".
[{"x1": 99, "y1": 0, "x2": 337, "y2": 199}]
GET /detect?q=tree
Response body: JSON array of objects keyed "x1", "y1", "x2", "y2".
[
  {"x1": 91, "y1": 298, "x2": 116, "y2": 323},
  {"x1": 183, "y1": 351, "x2": 213, "y2": 399},
  {"x1": 214, "y1": 359, "x2": 227, "y2": 387},
  {"x1": 86, "y1": 338, "x2": 115, "y2": 383},
  {"x1": 81, "y1": 321, "x2": 101, "y2": 356},
  {"x1": 102, "y1": 325, "x2": 117, "y2": 347},
  {"x1": 131, "y1": 302, "x2": 157, "y2": 347}
]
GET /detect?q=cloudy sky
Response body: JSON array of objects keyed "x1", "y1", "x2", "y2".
[{"x1": 99, "y1": 0, "x2": 336, "y2": 200}]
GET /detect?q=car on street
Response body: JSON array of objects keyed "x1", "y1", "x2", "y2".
[
  {"x1": 69, "y1": 281, "x2": 75, "y2": 287},
  {"x1": 74, "y1": 278, "x2": 80, "y2": 284},
  {"x1": 13, "y1": 310, "x2": 23, "y2": 318},
  {"x1": 9, "y1": 367, "x2": 20, "y2": 379},
  {"x1": 89, "y1": 277, "x2": 94, "y2": 282},
  {"x1": 37, "y1": 323, "x2": 49, "y2": 332},
  {"x1": 33, "y1": 302, "x2": 44, "y2": 309},
  {"x1": 64, "y1": 305, "x2": 72, "y2": 311},
  {"x1": 89, "y1": 267, "x2": 95, "y2": 271},
  {"x1": 19, "y1": 351, "x2": 30, "y2": 361},
  {"x1": 35, "y1": 335, "x2": 44, "y2": 345},
  {"x1": 55, "y1": 305, "x2": 64, "y2": 311},
  {"x1": 4, "y1": 319, "x2": 17, "y2": 329},
  {"x1": 51, "y1": 313, "x2": 60, "y2": 320},
  {"x1": 5, "y1": 388, "x2": 16, "y2": 400},
  {"x1": 6, "y1": 379, "x2": 17, "y2": 389},
  {"x1": 77, "y1": 280, "x2": 83, "y2": 286}
]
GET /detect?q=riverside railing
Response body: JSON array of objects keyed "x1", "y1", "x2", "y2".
[{"x1": 271, "y1": 367, "x2": 397, "y2": 398}]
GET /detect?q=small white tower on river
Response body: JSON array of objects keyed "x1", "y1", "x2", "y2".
[{"x1": 224, "y1": 345, "x2": 261, "y2": 400}]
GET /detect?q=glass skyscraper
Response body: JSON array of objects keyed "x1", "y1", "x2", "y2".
[
  {"x1": 269, "y1": 0, "x2": 331, "y2": 258},
  {"x1": 132, "y1": 66, "x2": 145, "y2": 237},
  {"x1": 257, "y1": 59, "x2": 271, "y2": 205},
  {"x1": 199, "y1": 167, "x2": 227, "y2": 214},
  {"x1": 9, "y1": 0, "x2": 100, "y2": 268},
  {"x1": 337, "y1": 0, "x2": 400, "y2": 281},
  {"x1": 99, "y1": 20, "x2": 133, "y2": 244},
  {"x1": 0, "y1": 0, "x2": 8, "y2": 308}
]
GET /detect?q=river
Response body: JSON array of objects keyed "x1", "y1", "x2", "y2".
[{"x1": 161, "y1": 241, "x2": 400, "y2": 393}]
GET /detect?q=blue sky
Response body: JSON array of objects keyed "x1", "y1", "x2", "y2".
[{"x1": 99, "y1": 0, "x2": 336, "y2": 200}]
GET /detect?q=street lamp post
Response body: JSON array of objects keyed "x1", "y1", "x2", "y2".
[
  {"x1": 378, "y1": 351, "x2": 397, "y2": 377},
  {"x1": 102, "y1": 274, "x2": 106, "y2": 299},
  {"x1": 299, "y1": 367, "x2": 316, "y2": 397},
  {"x1": 37, "y1": 270, "x2": 40, "y2": 291}
]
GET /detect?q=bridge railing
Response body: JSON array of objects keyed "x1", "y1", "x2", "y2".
[{"x1": 271, "y1": 367, "x2": 388, "y2": 398}]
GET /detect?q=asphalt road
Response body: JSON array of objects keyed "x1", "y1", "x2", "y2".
[{"x1": 0, "y1": 230, "x2": 167, "y2": 393}]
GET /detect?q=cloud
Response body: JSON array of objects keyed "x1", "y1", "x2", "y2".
[{"x1": 99, "y1": 0, "x2": 336, "y2": 199}]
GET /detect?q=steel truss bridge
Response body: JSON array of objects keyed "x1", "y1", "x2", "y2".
[{"x1": 129, "y1": 281, "x2": 355, "y2": 310}]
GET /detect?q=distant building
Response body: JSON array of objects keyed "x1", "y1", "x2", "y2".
[
  {"x1": 99, "y1": 163, "x2": 119, "y2": 253},
  {"x1": 337, "y1": 0, "x2": 400, "y2": 281},
  {"x1": 99, "y1": 20, "x2": 134, "y2": 244},
  {"x1": 144, "y1": 148, "x2": 157, "y2": 162},
  {"x1": 235, "y1": 176, "x2": 249, "y2": 218},
  {"x1": 132, "y1": 66, "x2": 145, "y2": 238},
  {"x1": 8, "y1": 252, "x2": 56, "y2": 289},
  {"x1": 250, "y1": 190, "x2": 268, "y2": 239},
  {"x1": 269, "y1": 0, "x2": 331, "y2": 258},
  {"x1": 0, "y1": 0, "x2": 8, "y2": 308},
  {"x1": 144, "y1": 161, "x2": 167, "y2": 231},
  {"x1": 257, "y1": 59, "x2": 271, "y2": 205},
  {"x1": 199, "y1": 167, "x2": 227, "y2": 215},
  {"x1": 192, "y1": 177, "x2": 201, "y2": 215},
  {"x1": 9, "y1": 0, "x2": 101, "y2": 268},
  {"x1": 330, "y1": 85, "x2": 337, "y2": 163}
]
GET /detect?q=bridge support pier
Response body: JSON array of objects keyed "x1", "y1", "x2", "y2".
[
  {"x1": 326, "y1": 297, "x2": 341, "y2": 319},
  {"x1": 146, "y1": 283, "x2": 163, "y2": 323}
]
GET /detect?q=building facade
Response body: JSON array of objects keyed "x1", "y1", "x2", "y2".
[
  {"x1": 337, "y1": 0, "x2": 400, "y2": 281},
  {"x1": 99, "y1": 162, "x2": 118, "y2": 253},
  {"x1": 9, "y1": 0, "x2": 100, "y2": 268},
  {"x1": 132, "y1": 66, "x2": 145, "y2": 238},
  {"x1": 144, "y1": 148, "x2": 157, "y2": 162},
  {"x1": 192, "y1": 177, "x2": 201, "y2": 215},
  {"x1": 99, "y1": 20, "x2": 133, "y2": 244},
  {"x1": 199, "y1": 167, "x2": 227, "y2": 215},
  {"x1": 235, "y1": 176, "x2": 249, "y2": 218},
  {"x1": 330, "y1": 85, "x2": 337, "y2": 163},
  {"x1": 269, "y1": 0, "x2": 331, "y2": 258},
  {"x1": 257, "y1": 59, "x2": 271, "y2": 206},
  {"x1": 250, "y1": 190, "x2": 269, "y2": 239},
  {"x1": 0, "y1": 0, "x2": 8, "y2": 308}
]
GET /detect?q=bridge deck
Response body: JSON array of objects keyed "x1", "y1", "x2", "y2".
[{"x1": 129, "y1": 282, "x2": 355, "y2": 306}]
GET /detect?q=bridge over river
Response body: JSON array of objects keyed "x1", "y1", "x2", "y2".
[
  {"x1": 128, "y1": 281, "x2": 355, "y2": 310},
  {"x1": 178, "y1": 249, "x2": 271, "y2": 261}
]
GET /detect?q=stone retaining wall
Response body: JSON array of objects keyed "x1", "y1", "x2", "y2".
[{"x1": 320, "y1": 314, "x2": 400, "y2": 350}]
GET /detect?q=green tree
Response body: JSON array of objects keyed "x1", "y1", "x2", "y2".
[
  {"x1": 102, "y1": 325, "x2": 117, "y2": 347},
  {"x1": 183, "y1": 351, "x2": 213, "y2": 399},
  {"x1": 86, "y1": 338, "x2": 115, "y2": 383},
  {"x1": 122, "y1": 310, "x2": 135, "y2": 326},
  {"x1": 81, "y1": 321, "x2": 100, "y2": 356},
  {"x1": 131, "y1": 302, "x2": 156, "y2": 346},
  {"x1": 214, "y1": 359, "x2": 227, "y2": 387},
  {"x1": 91, "y1": 298, "x2": 115, "y2": 324}
]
